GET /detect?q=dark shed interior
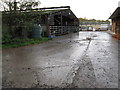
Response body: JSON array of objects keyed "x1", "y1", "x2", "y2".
[{"x1": 36, "y1": 6, "x2": 79, "y2": 36}]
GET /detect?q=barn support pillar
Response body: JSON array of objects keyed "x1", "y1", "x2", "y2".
[{"x1": 46, "y1": 15, "x2": 51, "y2": 36}]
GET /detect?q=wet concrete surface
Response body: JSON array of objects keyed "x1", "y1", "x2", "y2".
[{"x1": 2, "y1": 31, "x2": 118, "y2": 88}]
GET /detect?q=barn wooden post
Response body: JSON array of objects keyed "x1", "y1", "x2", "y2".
[
  {"x1": 61, "y1": 12, "x2": 63, "y2": 34},
  {"x1": 46, "y1": 15, "x2": 50, "y2": 36}
]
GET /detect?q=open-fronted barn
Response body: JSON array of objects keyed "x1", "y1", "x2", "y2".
[
  {"x1": 38, "y1": 6, "x2": 79, "y2": 36},
  {"x1": 2, "y1": 6, "x2": 79, "y2": 39}
]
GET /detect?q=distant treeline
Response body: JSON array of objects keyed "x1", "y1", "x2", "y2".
[{"x1": 78, "y1": 18, "x2": 110, "y2": 24}]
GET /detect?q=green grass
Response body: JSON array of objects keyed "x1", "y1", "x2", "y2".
[{"x1": 2, "y1": 37, "x2": 50, "y2": 49}]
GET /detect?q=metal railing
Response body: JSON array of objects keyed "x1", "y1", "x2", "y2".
[{"x1": 49, "y1": 26, "x2": 79, "y2": 36}]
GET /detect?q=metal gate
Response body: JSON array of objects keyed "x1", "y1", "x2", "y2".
[{"x1": 49, "y1": 26, "x2": 79, "y2": 36}]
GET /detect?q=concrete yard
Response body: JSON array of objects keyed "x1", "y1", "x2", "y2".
[{"x1": 2, "y1": 31, "x2": 119, "y2": 88}]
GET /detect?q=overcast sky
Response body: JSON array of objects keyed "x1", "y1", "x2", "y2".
[
  {"x1": 0, "y1": 0, "x2": 119, "y2": 20},
  {"x1": 39, "y1": 0, "x2": 120, "y2": 20}
]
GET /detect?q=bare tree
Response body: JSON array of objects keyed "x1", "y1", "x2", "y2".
[
  {"x1": 1, "y1": 0, "x2": 41, "y2": 11},
  {"x1": 19, "y1": 0, "x2": 41, "y2": 10}
]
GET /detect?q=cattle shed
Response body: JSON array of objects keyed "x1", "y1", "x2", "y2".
[
  {"x1": 2, "y1": 6, "x2": 79, "y2": 39},
  {"x1": 35, "y1": 6, "x2": 79, "y2": 36},
  {"x1": 109, "y1": 7, "x2": 120, "y2": 35}
]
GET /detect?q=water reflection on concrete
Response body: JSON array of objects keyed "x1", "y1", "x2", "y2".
[{"x1": 2, "y1": 31, "x2": 118, "y2": 88}]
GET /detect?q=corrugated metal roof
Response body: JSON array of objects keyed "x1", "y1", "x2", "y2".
[
  {"x1": 2, "y1": 6, "x2": 70, "y2": 15},
  {"x1": 2, "y1": 9, "x2": 69, "y2": 15},
  {"x1": 109, "y1": 7, "x2": 120, "y2": 19},
  {"x1": 36, "y1": 9, "x2": 68, "y2": 15}
]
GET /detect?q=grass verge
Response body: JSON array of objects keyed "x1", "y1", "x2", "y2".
[{"x1": 2, "y1": 37, "x2": 50, "y2": 49}]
